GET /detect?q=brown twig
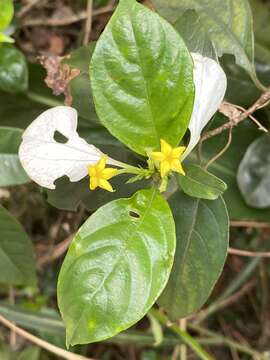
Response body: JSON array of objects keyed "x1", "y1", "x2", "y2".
[
  {"x1": 21, "y1": 6, "x2": 115, "y2": 27},
  {"x1": 230, "y1": 220, "x2": 270, "y2": 228},
  {"x1": 0, "y1": 315, "x2": 92, "y2": 360},
  {"x1": 8, "y1": 286, "x2": 16, "y2": 348},
  {"x1": 37, "y1": 234, "x2": 74, "y2": 268},
  {"x1": 17, "y1": 0, "x2": 40, "y2": 17},
  {"x1": 83, "y1": 0, "x2": 93, "y2": 45},
  {"x1": 205, "y1": 127, "x2": 232, "y2": 168},
  {"x1": 201, "y1": 89, "x2": 270, "y2": 142},
  {"x1": 228, "y1": 248, "x2": 270, "y2": 258}
]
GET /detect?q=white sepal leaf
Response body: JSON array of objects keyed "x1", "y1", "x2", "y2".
[
  {"x1": 183, "y1": 53, "x2": 227, "y2": 159},
  {"x1": 19, "y1": 106, "x2": 104, "y2": 189}
]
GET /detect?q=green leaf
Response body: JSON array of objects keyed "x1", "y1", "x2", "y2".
[
  {"x1": 152, "y1": 0, "x2": 258, "y2": 84},
  {"x1": 178, "y1": 164, "x2": 227, "y2": 200},
  {"x1": 0, "y1": 44, "x2": 28, "y2": 93},
  {"x1": 237, "y1": 133, "x2": 270, "y2": 209},
  {"x1": 147, "y1": 313, "x2": 163, "y2": 347},
  {"x1": 63, "y1": 43, "x2": 99, "y2": 124},
  {"x1": 158, "y1": 192, "x2": 229, "y2": 319},
  {"x1": 250, "y1": 0, "x2": 270, "y2": 53},
  {"x1": 0, "y1": 127, "x2": 30, "y2": 186},
  {"x1": 0, "y1": 33, "x2": 14, "y2": 44},
  {"x1": 0, "y1": 205, "x2": 36, "y2": 286},
  {"x1": 174, "y1": 10, "x2": 217, "y2": 60},
  {"x1": 90, "y1": 0, "x2": 194, "y2": 155},
  {"x1": 58, "y1": 189, "x2": 176, "y2": 345},
  {"x1": 0, "y1": 0, "x2": 13, "y2": 31}
]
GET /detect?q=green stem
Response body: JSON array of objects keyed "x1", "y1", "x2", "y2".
[
  {"x1": 189, "y1": 324, "x2": 263, "y2": 359},
  {"x1": 27, "y1": 92, "x2": 63, "y2": 108},
  {"x1": 110, "y1": 159, "x2": 152, "y2": 178},
  {"x1": 149, "y1": 308, "x2": 213, "y2": 360}
]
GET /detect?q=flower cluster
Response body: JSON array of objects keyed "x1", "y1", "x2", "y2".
[{"x1": 19, "y1": 53, "x2": 227, "y2": 192}]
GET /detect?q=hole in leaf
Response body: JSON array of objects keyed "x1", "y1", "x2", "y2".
[
  {"x1": 129, "y1": 211, "x2": 140, "y2": 219},
  {"x1": 54, "y1": 131, "x2": 68, "y2": 144}
]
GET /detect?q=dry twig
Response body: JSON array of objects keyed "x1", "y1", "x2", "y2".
[
  {"x1": 205, "y1": 127, "x2": 232, "y2": 168},
  {"x1": 37, "y1": 233, "x2": 74, "y2": 268},
  {"x1": 0, "y1": 315, "x2": 92, "y2": 360},
  {"x1": 83, "y1": 0, "x2": 93, "y2": 45},
  {"x1": 201, "y1": 89, "x2": 270, "y2": 142},
  {"x1": 230, "y1": 220, "x2": 270, "y2": 228},
  {"x1": 21, "y1": 6, "x2": 115, "y2": 27},
  {"x1": 228, "y1": 248, "x2": 270, "y2": 258}
]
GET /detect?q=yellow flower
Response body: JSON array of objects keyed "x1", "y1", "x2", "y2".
[
  {"x1": 151, "y1": 139, "x2": 186, "y2": 178},
  {"x1": 88, "y1": 155, "x2": 118, "y2": 192}
]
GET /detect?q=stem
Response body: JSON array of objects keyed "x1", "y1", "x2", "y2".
[
  {"x1": 149, "y1": 308, "x2": 213, "y2": 360},
  {"x1": 180, "y1": 319, "x2": 187, "y2": 360},
  {"x1": 27, "y1": 92, "x2": 63, "y2": 108},
  {"x1": 83, "y1": 0, "x2": 93, "y2": 45},
  {"x1": 189, "y1": 324, "x2": 263, "y2": 359},
  {"x1": 109, "y1": 158, "x2": 152, "y2": 177}
]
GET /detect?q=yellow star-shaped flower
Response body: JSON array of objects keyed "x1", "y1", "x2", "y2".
[
  {"x1": 88, "y1": 155, "x2": 118, "y2": 192},
  {"x1": 151, "y1": 139, "x2": 186, "y2": 178}
]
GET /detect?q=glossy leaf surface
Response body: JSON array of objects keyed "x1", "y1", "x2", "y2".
[
  {"x1": 159, "y1": 192, "x2": 229, "y2": 319},
  {"x1": 0, "y1": 44, "x2": 28, "y2": 93},
  {"x1": 237, "y1": 134, "x2": 270, "y2": 208},
  {"x1": 152, "y1": 0, "x2": 256, "y2": 81},
  {"x1": 0, "y1": 127, "x2": 29, "y2": 186},
  {"x1": 90, "y1": 0, "x2": 194, "y2": 155},
  {"x1": 178, "y1": 164, "x2": 227, "y2": 200},
  {"x1": 58, "y1": 189, "x2": 176, "y2": 345},
  {"x1": 0, "y1": 205, "x2": 36, "y2": 285},
  {"x1": 0, "y1": 0, "x2": 13, "y2": 31},
  {"x1": 174, "y1": 10, "x2": 216, "y2": 60}
]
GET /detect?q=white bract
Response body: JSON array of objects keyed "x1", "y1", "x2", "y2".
[
  {"x1": 182, "y1": 53, "x2": 227, "y2": 159},
  {"x1": 19, "y1": 106, "x2": 116, "y2": 189}
]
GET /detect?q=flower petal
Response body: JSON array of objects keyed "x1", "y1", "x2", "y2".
[
  {"x1": 151, "y1": 151, "x2": 166, "y2": 162},
  {"x1": 99, "y1": 179, "x2": 114, "y2": 192},
  {"x1": 160, "y1": 139, "x2": 172, "y2": 155},
  {"x1": 90, "y1": 177, "x2": 98, "y2": 190},
  {"x1": 183, "y1": 53, "x2": 227, "y2": 159},
  {"x1": 160, "y1": 161, "x2": 171, "y2": 178},
  {"x1": 19, "y1": 106, "x2": 104, "y2": 189},
  {"x1": 96, "y1": 155, "x2": 108, "y2": 172},
  {"x1": 171, "y1": 159, "x2": 185, "y2": 175},
  {"x1": 102, "y1": 168, "x2": 118, "y2": 180},
  {"x1": 172, "y1": 146, "x2": 186, "y2": 159},
  {"x1": 88, "y1": 166, "x2": 97, "y2": 177}
]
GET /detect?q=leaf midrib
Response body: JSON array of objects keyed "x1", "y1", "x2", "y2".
[{"x1": 128, "y1": 8, "x2": 160, "y2": 150}]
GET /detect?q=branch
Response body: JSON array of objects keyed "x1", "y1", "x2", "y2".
[
  {"x1": 37, "y1": 233, "x2": 74, "y2": 268},
  {"x1": 201, "y1": 88, "x2": 270, "y2": 142},
  {"x1": 230, "y1": 220, "x2": 270, "y2": 228},
  {"x1": 83, "y1": 0, "x2": 93, "y2": 45},
  {"x1": 0, "y1": 315, "x2": 92, "y2": 360},
  {"x1": 228, "y1": 247, "x2": 270, "y2": 258},
  {"x1": 21, "y1": 6, "x2": 114, "y2": 27}
]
